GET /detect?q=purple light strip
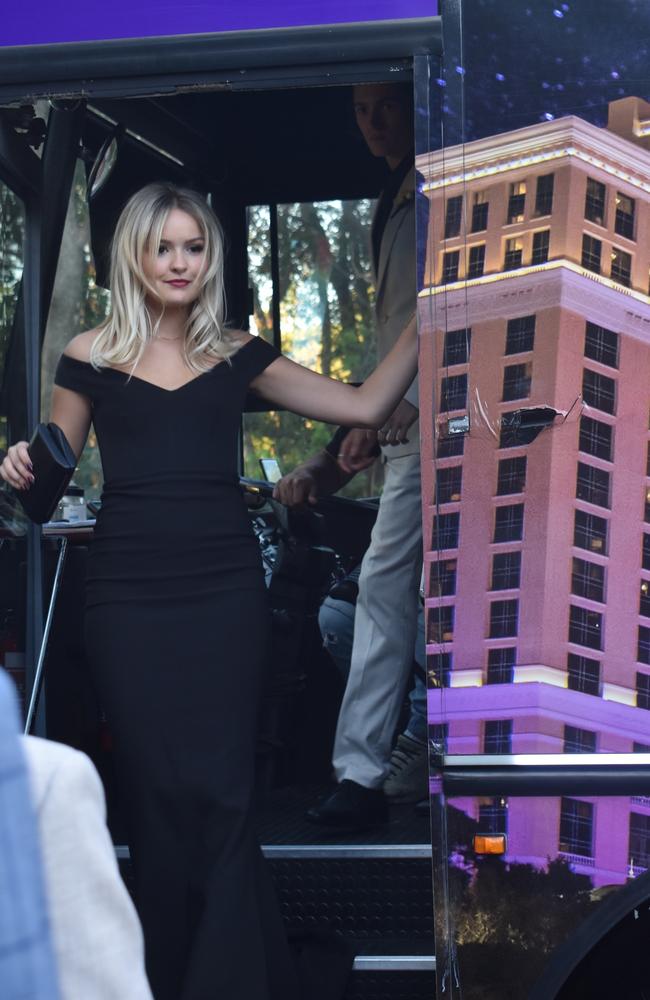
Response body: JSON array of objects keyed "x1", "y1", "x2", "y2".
[{"x1": 2, "y1": 1, "x2": 436, "y2": 48}]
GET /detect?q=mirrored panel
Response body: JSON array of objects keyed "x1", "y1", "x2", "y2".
[
  {"x1": 439, "y1": 789, "x2": 650, "y2": 999},
  {"x1": 423, "y1": 0, "x2": 650, "y2": 753},
  {"x1": 422, "y1": 1, "x2": 650, "y2": 995}
]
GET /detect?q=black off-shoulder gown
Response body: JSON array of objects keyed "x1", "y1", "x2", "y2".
[{"x1": 55, "y1": 338, "x2": 298, "y2": 1000}]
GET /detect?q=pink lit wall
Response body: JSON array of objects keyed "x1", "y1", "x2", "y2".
[{"x1": 419, "y1": 102, "x2": 650, "y2": 885}]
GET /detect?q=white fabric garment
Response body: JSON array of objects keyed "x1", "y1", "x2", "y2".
[{"x1": 22, "y1": 736, "x2": 154, "y2": 1000}]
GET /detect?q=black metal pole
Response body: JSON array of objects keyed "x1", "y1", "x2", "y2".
[{"x1": 269, "y1": 204, "x2": 281, "y2": 352}]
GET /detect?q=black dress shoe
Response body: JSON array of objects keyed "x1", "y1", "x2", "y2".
[{"x1": 306, "y1": 780, "x2": 389, "y2": 829}]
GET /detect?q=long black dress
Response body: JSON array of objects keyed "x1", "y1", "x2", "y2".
[{"x1": 54, "y1": 337, "x2": 299, "y2": 1000}]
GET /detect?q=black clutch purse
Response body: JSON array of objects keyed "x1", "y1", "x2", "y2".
[{"x1": 17, "y1": 423, "x2": 77, "y2": 525}]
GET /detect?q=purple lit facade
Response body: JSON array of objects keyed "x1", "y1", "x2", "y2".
[
  {"x1": 1, "y1": 1, "x2": 436, "y2": 47},
  {"x1": 420, "y1": 97, "x2": 650, "y2": 886}
]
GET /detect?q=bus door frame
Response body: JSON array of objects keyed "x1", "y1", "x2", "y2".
[
  {"x1": 0, "y1": 15, "x2": 441, "y2": 736},
  {"x1": 0, "y1": 102, "x2": 85, "y2": 733}
]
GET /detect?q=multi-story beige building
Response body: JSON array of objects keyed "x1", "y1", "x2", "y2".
[{"x1": 418, "y1": 97, "x2": 650, "y2": 885}]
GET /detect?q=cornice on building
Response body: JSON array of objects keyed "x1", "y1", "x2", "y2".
[
  {"x1": 428, "y1": 681, "x2": 650, "y2": 738},
  {"x1": 418, "y1": 260, "x2": 650, "y2": 343},
  {"x1": 418, "y1": 115, "x2": 650, "y2": 195}
]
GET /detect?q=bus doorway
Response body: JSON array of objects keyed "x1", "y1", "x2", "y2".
[{"x1": 0, "y1": 17, "x2": 441, "y2": 999}]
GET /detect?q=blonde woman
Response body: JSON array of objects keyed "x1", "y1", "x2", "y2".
[{"x1": 1, "y1": 183, "x2": 418, "y2": 1000}]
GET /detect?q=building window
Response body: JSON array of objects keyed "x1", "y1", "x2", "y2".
[
  {"x1": 440, "y1": 373, "x2": 468, "y2": 412},
  {"x1": 584, "y1": 178, "x2": 606, "y2": 225},
  {"x1": 507, "y1": 181, "x2": 526, "y2": 224},
  {"x1": 641, "y1": 581, "x2": 650, "y2": 618},
  {"x1": 427, "y1": 652, "x2": 452, "y2": 688},
  {"x1": 491, "y1": 551, "x2": 522, "y2": 591},
  {"x1": 436, "y1": 434, "x2": 465, "y2": 459},
  {"x1": 615, "y1": 192, "x2": 635, "y2": 240},
  {"x1": 637, "y1": 671, "x2": 650, "y2": 709},
  {"x1": 582, "y1": 234, "x2": 602, "y2": 274},
  {"x1": 489, "y1": 599, "x2": 518, "y2": 638},
  {"x1": 569, "y1": 605, "x2": 603, "y2": 650},
  {"x1": 504, "y1": 237, "x2": 524, "y2": 270},
  {"x1": 445, "y1": 195, "x2": 463, "y2": 239},
  {"x1": 471, "y1": 191, "x2": 489, "y2": 232},
  {"x1": 582, "y1": 369, "x2": 616, "y2": 416},
  {"x1": 428, "y1": 606, "x2": 454, "y2": 644},
  {"x1": 576, "y1": 462, "x2": 610, "y2": 509},
  {"x1": 493, "y1": 503, "x2": 524, "y2": 543},
  {"x1": 478, "y1": 796, "x2": 509, "y2": 834},
  {"x1": 564, "y1": 725, "x2": 597, "y2": 754},
  {"x1": 467, "y1": 244, "x2": 485, "y2": 279},
  {"x1": 634, "y1": 742, "x2": 650, "y2": 753},
  {"x1": 497, "y1": 456, "x2": 527, "y2": 496},
  {"x1": 567, "y1": 653, "x2": 600, "y2": 696},
  {"x1": 505, "y1": 315, "x2": 536, "y2": 355},
  {"x1": 584, "y1": 321, "x2": 619, "y2": 369},
  {"x1": 499, "y1": 420, "x2": 524, "y2": 449},
  {"x1": 629, "y1": 814, "x2": 650, "y2": 871},
  {"x1": 442, "y1": 250, "x2": 460, "y2": 284},
  {"x1": 534, "y1": 173, "x2": 554, "y2": 216},
  {"x1": 574, "y1": 509, "x2": 608, "y2": 555},
  {"x1": 487, "y1": 648, "x2": 516, "y2": 685},
  {"x1": 639, "y1": 630, "x2": 650, "y2": 667},
  {"x1": 436, "y1": 466, "x2": 462, "y2": 504},
  {"x1": 643, "y1": 534, "x2": 650, "y2": 571},
  {"x1": 502, "y1": 362, "x2": 532, "y2": 402},
  {"x1": 644, "y1": 487, "x2": 650, "y2": 524},
  {"x1": 484, "y1": 720, "x2": 513, "y2": 754},
  {"x1": 571, "y1": 558, "x2": 605, "y2": 603},
  {"x1": 579, "y1": 416, "x2": 613, "y2": 462},
  {"x1": 531, "y1": 229, "x2": 550, "y2": 265},
  {"x1": 430, "y1": 559, "x2": 457, "y2": 598},
  {"x1": 559, "y1": 798, "x2": 594, "y2": 857},
  {"x1": 647, "y1": 442, "x2": 650, "y2": 478},
  {"x1": 432, "y1": 511, "x2": 460, "y2": 551},
  {"x1": 610, "y1": 246, "x2": 632, "y2": 287},
  {"x1": 442, "y1": 327, "x2": 471, "y2": 367}
]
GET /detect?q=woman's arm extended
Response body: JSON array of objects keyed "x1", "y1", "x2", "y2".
[
  {"x1": 250, "y1": 314, "x2": 418, "y2": 428},
  {"x1": 0, "y1": 386, "x2": 91, "y2": 491}
]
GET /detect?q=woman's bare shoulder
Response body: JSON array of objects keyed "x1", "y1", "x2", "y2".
[
  {"x1": 227, "y1": 330, "x2": 256, "y2": 351},
  {"x1": 62, "y1": 329, "x2": 102, "y2": 362}
]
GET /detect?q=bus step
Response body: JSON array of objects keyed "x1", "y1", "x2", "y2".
[{"x1": 346, "y1": 945, "x2": 436, "y2": 1000}]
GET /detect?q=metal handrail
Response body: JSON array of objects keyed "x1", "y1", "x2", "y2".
[{"x1": 439, "y1": 753, "x2": 650, "y2": 797}]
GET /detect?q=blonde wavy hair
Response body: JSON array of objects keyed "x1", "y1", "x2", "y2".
[{"x1": 90, "y1": 183, "x2": 238, "y2": 373}]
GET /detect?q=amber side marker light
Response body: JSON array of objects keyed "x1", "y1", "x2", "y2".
[{"x1": 473, "y1": 834, "x2": 507, "y2": 856}]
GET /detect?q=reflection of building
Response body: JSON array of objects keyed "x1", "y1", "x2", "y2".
[{"x1": 418, "y1": 98, "x2": 650, "y2": 886}]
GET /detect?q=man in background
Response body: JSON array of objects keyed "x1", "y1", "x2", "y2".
[{"x1": 301, "y1": 82, "x2": 426, "y2": 828}]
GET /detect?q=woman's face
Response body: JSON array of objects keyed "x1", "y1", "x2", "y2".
[{"x1": 142, "y1": 207, "x2": 207, "y2": 308}]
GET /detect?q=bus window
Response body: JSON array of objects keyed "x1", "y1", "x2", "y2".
[
  {"x1": 0, "y1": 179, "x2": 28, "y2": 711},
  {"x1": 0, "y1": 183, "x2": 25, "y2": 453},
  {"x1": 41, "y1": 159, "x2": 110, "y2": 500},
  {"x1": 244, "y1": 198, "x2": 384, "y2": 498},
  {"x1": 425, "y1": 0, "x2": 650, "y2": 997}
]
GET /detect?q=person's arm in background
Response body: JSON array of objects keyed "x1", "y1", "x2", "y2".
[
  {"x1": 336, "y1": 397, "x2": 418, "y2": 473},
  {"x1": 273, "y1": 425, "x2": 378, "y2": 508}
]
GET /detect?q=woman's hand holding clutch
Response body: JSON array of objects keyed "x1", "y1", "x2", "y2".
[{"x1": 0, "y1": 442, "x2": 33, "y2": 491}]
